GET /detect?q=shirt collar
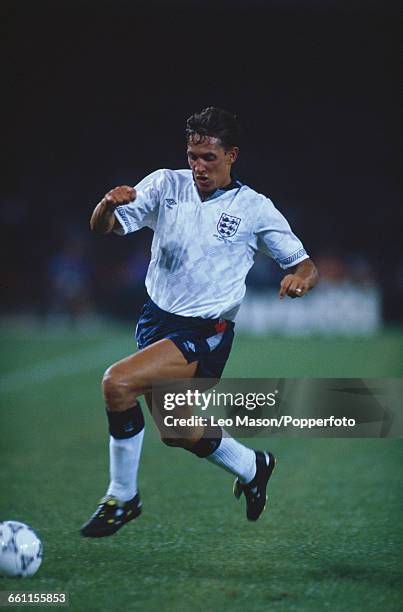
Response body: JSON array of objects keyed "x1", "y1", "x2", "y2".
[{"x1": 199, "y1": 177, "x2": 243, "y2": 202}]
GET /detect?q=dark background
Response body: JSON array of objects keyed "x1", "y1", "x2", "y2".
[{"x1": 1, "y1": 0, "x2": 401, "y2": 322}]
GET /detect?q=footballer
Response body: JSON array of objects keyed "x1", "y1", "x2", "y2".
[{"x1": 81, "y1": 107, "x2": 318, "y2": 537}]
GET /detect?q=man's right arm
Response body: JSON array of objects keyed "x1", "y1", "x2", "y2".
[{"x1": 90, "y1": 186, "x2": 136, "y2": 235}]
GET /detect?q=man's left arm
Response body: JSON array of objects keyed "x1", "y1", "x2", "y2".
[{"x1": 279, "y1": 258, "x2": 319, "y2": 299}]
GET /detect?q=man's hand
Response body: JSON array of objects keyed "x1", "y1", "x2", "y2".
[
  {"x1": 278, "y1": 258, "x2": 319, "y2": 299},
  {"x1": 90, "y1": 186, "x2": 136, "y2": 235},
  {"x1": 279, "y1": 274, "x2": 310, "y2": 299},
  {"x1": 101, "y1": 186, "x2": 136, "y2": 210}
]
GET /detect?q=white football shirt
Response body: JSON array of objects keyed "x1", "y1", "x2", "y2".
[{"x1": 114, "y1": 169, "x2": 309, "y2": 320}]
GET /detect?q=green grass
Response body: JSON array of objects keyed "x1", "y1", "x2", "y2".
[{"x1": 0, "y1": 323, "x2": 402, "y2": 611}]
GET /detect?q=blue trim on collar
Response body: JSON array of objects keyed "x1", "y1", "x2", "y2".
[{"x1": 204, "y1": 179, "x2": 243, "y2": 201}]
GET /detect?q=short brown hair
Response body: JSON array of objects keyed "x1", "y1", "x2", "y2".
[{"x1": 186, "y1": 106, "x2": 241, "y2": 150}]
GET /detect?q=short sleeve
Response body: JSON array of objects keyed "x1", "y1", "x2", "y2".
[
  {"x1": 113, "y1": 169, "x2": 165, "y2": 235},
  {"x1": 255, "y1": 197, "x2": 309, "y2": 269}
]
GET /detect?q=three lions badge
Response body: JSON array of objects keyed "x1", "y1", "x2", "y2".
[{"x1": 217, "y1": 213, "x2": 241, "y2": 238}]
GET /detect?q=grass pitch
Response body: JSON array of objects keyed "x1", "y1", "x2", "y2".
[{"x1": 0, "y1": 323, "x2": 402, "y2": 611}]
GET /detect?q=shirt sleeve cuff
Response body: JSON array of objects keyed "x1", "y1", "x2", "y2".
[
  {"x1": 278, "y1": 249, "x2": 309, "y2": 269},
  {"x1": 113, "y1": 206, "x2": 132, "y2": 235}
]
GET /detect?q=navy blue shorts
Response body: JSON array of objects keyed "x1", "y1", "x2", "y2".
[{"x1": 135, "y1": 298, "x2": 235, "y2": 379}]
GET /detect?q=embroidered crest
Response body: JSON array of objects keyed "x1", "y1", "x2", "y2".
[
  {"x1": 217, "y1": 213, "x2": 241, "y2": 238},
  {"x1": 165, "y1": 198, "x2": 177, "y2": 209}
]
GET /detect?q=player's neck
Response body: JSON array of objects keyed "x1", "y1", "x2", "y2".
[
  {"x1": 198, "y1": 176, "x2": 234, "y2": 201},
  {"x1": 199, "y1": 189, "x2": 215, "y2": 201}
]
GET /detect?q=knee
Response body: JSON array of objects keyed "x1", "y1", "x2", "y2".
[{"x1": 102, "y1": 365, "x2": 136, "y2": 411}]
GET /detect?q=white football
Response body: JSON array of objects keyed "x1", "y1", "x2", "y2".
[{"x1": 0, "y1": 521, "x2": 43, "y2": 577}]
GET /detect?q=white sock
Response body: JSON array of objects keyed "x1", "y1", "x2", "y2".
[
  {"x1": 207, "y1": 434, "x2": 257, "y2": 483},
  {"x1": 106, "y1": 429, "x2": 144, "y2": 502}
]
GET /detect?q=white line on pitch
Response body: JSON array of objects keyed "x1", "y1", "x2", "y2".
[{"x1": 0, "y1": 340, "x2": 128, "y2": 394}]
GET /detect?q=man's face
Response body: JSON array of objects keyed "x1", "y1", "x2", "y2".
[{"x1": 187, "y1": 135, "x2": 238, "y2": 195}]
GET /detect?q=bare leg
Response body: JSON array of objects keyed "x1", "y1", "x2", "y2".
[{"x1": 103, "y1": 339, "x2": 204, "y2": 446}]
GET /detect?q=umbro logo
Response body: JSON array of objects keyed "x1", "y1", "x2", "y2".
[
  {"x1": 165, "y1": 198, "x2": 177, "y2": 209},
  {"x1": 183, "y1": 340, "x2": 196, "y2": 352}
]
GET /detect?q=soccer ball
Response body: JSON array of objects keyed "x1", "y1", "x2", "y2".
[{"x1": 0, "y1": 521, "x2": 43, "y2": 577}]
